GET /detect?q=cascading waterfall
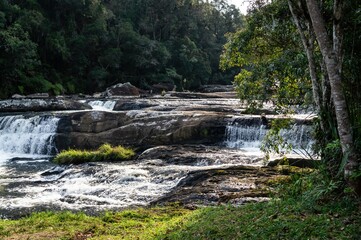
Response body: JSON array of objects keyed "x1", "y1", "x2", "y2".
[
  {"x1": 225, "y1": 125, "x2": 267, "y2": 149},
  {"x1": 88, "y1": 100, "x2": 116, "y2": 111},
  {"x1": 225, "y1": 121, "x2": 313, "y2": 152},
  {"x1": 279, "y1": 124, "x2": 313, "y2": 151},
  {"x1": 0, "y1": 115, "x2": 60, "y2": 156}
]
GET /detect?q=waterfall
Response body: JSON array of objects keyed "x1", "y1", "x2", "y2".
[
  {"x1": 225, "y1": 121, "x2": 313, "y2": 152},
  {"x1": 0, "y1": 115, "x2": 60, "y2": 155},
  {"x1": 225, "y1": 125, "x2": 267, "y2": 149},
  {"x1": 88, "y1": 100, "x2": 116, "y2": 111},
  {"x1": 279, "y1": 125, "x2": 314, "y2": 151}
]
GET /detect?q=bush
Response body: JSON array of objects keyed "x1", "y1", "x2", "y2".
[
  {"x1": 323, "y1": 139, "x2": 343, "y2": 176},
  {"x1": 53, "y1": 144, "x2": 135, "y2": 164}
]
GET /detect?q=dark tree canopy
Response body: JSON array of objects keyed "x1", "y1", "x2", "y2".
[{"x1": 0, "y1": 0, "x2": 244, "y2": 98}]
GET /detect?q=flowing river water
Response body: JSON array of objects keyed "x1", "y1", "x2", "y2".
[{"x1": 0, "y1": 99, "x2": 315, "y2": 219}]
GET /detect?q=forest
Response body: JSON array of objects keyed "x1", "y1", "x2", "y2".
[
  {"x1": 0, "y1": 0, "x2": 242, "y2": 98},
  {"x1": 0, "y1": 0, "x2": 361, "y2": 239}
]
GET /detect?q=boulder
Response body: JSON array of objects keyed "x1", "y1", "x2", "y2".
[{"x1": 102, "y1": 82, "x2": 140, "y2": 97}]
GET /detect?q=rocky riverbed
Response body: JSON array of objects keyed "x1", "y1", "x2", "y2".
[{"x1": 0, "y1": 84, "x2": 316, "y2": 219}]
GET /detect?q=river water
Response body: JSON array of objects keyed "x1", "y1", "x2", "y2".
[{"x1": 0, "y1": 100, "x2": 315, "y2": 218}]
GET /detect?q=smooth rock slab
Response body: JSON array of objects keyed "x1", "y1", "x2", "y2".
[
  {"x1": 153, "y1": 166, "x2": 284, "y2": 207},
  {"x1": 0, "y1": 99, "x2": 92, "y2": 112}
]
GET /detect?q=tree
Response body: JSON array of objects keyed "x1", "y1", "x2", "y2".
[
  {"x1": 220, "y1": 0, "x2": 311, "y2": 110},
  {"x1": 0, "y1": 0, "x2": 244, "y2": 97},
  {"x1": 302, "y1": 0, "x2": 360, "y2": 193},
  {"x1": 222, "y1": 0, "x2": 361, "y2": 194}
]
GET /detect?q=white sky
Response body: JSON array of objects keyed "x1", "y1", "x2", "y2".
[{"x1": 227, "y1": 0, "x2": 249, "y2": 14}]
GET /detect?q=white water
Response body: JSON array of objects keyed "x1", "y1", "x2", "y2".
[
  {"x1": 0, "y1": 115, "x2": 59, "y2": 160},
  {"x1": 225, "y1": 122, "x2": 314, "y2": 155},
  {"x1": 88, "y1": 100, "x2": 116, "y2": 111},
  {"x1": 0, "y1": 148, "x2": 263, "y2": 212},
  {"x1": 0, "y1": 111, "x2": 314, "y2": 216},
  {"x1": 0, "y1": 162, "x2": 184, "y2": 209},
  {"x1": 226, "y1": 125, "x2": 268, "y2": 149}
]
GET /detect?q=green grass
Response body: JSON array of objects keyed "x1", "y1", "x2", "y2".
[
  {"x1": 0, "y1": 206, "x2": 194, "y2": 240},
  {"x1": 0, "y1": 197, "x2": 360, "y2": 239},
  {"x1": 53, "y1": 143, "x2": 135, "y2": 164},
  {"x1": 163, "y1": 199, "x2": 361, "y2": 240}
]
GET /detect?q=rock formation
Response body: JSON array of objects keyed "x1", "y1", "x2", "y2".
[{"x1": 0, "y1": 99, "x2": 92, "y2": 112}]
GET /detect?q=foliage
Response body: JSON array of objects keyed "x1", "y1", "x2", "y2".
[
  {"x1": 53, "y1": 144, "x2": 135, "y2": 164},
  {"x1": 221, "y1": 0, "x2": 361, "y2": 190},
  {"x1": 320, "y1": 139, "x2": 343, "y2": 176},
  {"x1": 220, "y1": 0, "x2": 311, "y2": 110},
  {"x1": 0, "y1": 0, "x2": 244, "y2": 98},
  {"x1": 261, "y1": 118, "x2": 294, "y2": 159}
]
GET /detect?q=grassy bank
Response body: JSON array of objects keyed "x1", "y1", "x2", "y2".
[
  {"x1": 53, "y1": 144, "x2": 135, "y2": 164},
  {"x1": 1, "y1": 169, "x2": 360, "y2": 239},
  {"x1": 1, "y1": 197, "x2": 360, "y2": 239}
]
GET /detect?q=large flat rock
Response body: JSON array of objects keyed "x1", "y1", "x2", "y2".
[{"x1": 0, "y1": 99, "x2": 92, "y2": 112}]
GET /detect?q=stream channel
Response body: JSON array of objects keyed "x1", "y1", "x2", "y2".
[{"x1": 0, "y1": 92, "x2": 315, "y2": 219}]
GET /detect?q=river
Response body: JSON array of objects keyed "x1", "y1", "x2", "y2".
[{"x1": 0, "y1": 95, "x2": 315, "y2": 219}]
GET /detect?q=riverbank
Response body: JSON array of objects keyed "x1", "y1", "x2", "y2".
[{"x1": 1, "y1": 190, "x2": 359, "y2": 239}]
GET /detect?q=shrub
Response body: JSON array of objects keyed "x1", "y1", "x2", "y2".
[{"x1": 53, "y1": 144, "x2": 135, "y2": 164}]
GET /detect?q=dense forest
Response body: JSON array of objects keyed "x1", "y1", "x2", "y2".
[{"x1": 0, "y1": 0, "x2": 243, "y2": 98}]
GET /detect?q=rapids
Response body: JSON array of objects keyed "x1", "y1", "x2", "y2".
[{"x1": 0, "y1": 94, "x2": 315, "y2": 219}]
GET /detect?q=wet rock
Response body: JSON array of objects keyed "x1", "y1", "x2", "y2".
[
  {"x1": 27, "y1": 93, "x2": 49, "y2": 99},
  {"x1": 198, "y1": 85, "x2": 234, "y2": 93},
  {"x1": 0, "y1": 99, "x2": 92, "y2": 112},
  {"x1": 41, "y1": 166, "x2": 66, "y2": 176},
  {"x1": 113, "y1": 99, "x2": 157, "y2": 111},
  {"x1": 93, "y1": 92, "x2": 102, "y2": 98},
  {"x1": 138, "y1": 145, "x2": 263, "y2": 166},
  {"x1": 153, "y1": 166, "x2": 283, "y2": 207},
  {"x1": 11, "y1": 94, "x2": 26, "y2": 99},
  {"x1": 170, "y1": 92, "x2": 231, "y2": 99},
  {"x1": 267, "y1": 158, "x2": 318, "y2": 168},
  {"x1": 102, "y1": 82, "x2": 140, "y2": 97},
  {"x1": 54, "y1": 111, "x2": 228, "y2": 150},
  {"x1": 152, "y1": 83, "x2": 175, "y2": 93}
]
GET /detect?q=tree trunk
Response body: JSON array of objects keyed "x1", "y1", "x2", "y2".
[
  {"x1": 288, "y1": 0, "x2": 333, "y2": 143},
  {"x1": 305, "y1": 0, "x2": 360, "y2": 192},
  {"x1": 288, "y1": 0, "x2": 322, "y2": 112}
]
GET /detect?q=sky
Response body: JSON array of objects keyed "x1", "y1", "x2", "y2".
[{"x1": 227, "y1": 0, "x2": 249, "y2": 14}]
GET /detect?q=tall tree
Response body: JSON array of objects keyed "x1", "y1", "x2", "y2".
[{"x1": 303, "y1": 0, "x2": 360, "y2": 192}]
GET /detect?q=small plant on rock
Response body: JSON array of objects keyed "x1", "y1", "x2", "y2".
[{"x1": 53, "y1": 144, "x2": 135, "y2": 164}]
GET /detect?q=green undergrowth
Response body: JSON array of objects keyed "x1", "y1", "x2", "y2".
[
  {"x1": 53, "y1": 144, "x2": 135, "y2": 164},
  {"x1": 1, "y1": 172, "x2": 360, "y2": 239}
]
